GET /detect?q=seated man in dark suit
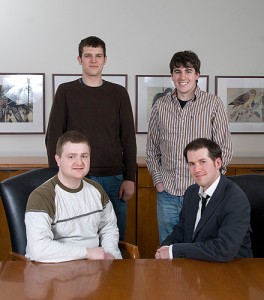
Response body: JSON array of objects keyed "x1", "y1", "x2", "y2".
[{"x1": 156, "y1": 138, "x2": 252, "y2": 262}]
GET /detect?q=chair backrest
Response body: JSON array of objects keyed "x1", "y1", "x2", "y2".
[
  {"x1": 227, "y1": 174, "x2": 264, "y2": 258},
  {"x1": 0, "y1": 168, "x2": 58, "y2": 255}
]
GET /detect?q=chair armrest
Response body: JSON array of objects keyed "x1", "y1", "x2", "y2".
[
  {"x1": 118, "y1": 241, "x2": 140, "y2": 259},
  {"x1": 8, "y1": 252, "x2": 28, "y2": 261}
]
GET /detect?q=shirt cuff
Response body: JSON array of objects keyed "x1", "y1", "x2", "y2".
[{"x1": 169, "y1": 245, "x2": 173, "y2": 259}]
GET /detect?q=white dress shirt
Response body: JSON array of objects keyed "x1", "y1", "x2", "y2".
[{"x1": 168, "y1": 175, "x2": 221, "y2": 259}]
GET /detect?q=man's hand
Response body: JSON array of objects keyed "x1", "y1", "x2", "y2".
[
  {"x1": 155, "y1": 182, "x2": 165, "y2": 193},
  {"x1": 119, "y1": 180, "x2": 134, "y2": 201},
  {"x1": 155, "y1": 246, "x2": 170, "y2": 259},
  {"x1": 86, "y1": 247, "x2": 105, "y2": 260},
  {"x1": 104, "y1": 253, "x2": 115, "y2": 260}
]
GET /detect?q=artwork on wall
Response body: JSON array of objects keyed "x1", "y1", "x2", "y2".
[
  {"x1": 52, "y1": 74, "x2": 128, "y2": 97},
  {"x1": 0, "y1": 73, "x2": 45, "y2": 134},
  {"x1": 135, "y1": 75, "x2": 209, "y2": 133},
  {"x1": 215, "y1": 76, "x2": 264, "y2": 133}
]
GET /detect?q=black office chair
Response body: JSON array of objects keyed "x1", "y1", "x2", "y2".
[
  {"x1": 227, "y1": 174, "x2": 264, "y2": 258},
  {"x1": 0, "y1": 168, "x2": 57, "y2": 259},
  {"x1": 0, "y1": 168, "x2": 140, "y2": 260}
]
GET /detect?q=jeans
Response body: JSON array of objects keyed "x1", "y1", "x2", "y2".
[
  {"x1": 87, "y1": 174, "x2": 127, "y2": 241},
  {"x1": 157, "y1": 191, "x2": 183, "y2": 244}
]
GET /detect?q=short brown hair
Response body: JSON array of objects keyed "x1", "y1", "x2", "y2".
[
  {"x1": 78, "y1": 36, "x2": 106, "y2": 57},
  {"x1": 183, "y1": 138, "x2": 222, "y2": 163},
  {"x1": 56, "y1": 131, "x2": 91, "y2": 157}
]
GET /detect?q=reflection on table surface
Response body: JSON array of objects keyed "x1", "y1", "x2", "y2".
[{"x1": 0, "y1": 259, "x2": 264, "y2": 300}]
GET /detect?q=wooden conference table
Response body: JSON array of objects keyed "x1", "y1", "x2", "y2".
[{"x1": 0, "y1": 259, "x2": 263, "y2": 300}]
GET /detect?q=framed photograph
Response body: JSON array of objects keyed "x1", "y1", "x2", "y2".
[
  {"x1": 52, "y1": 74, "x2": 128, "y2": 97},
  {"x1": 0, "y1": 73, "x2": 45, "y2": 134},
  {"x1": 215, "y1": 76, "x2": 264, "y2": 133},
  {"x1": 135, "y1": 75, "x2": 209, "y2": 133}
]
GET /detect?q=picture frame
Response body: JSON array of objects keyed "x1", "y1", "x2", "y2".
[
  {"x1": 52, "y1": 74, "x2": 128, "y2": 98},
  {"x1": 0, "y1": 73, "x2": 45, "y2": 134},
  {"x1": 135, "y1": 75, "x2": 209, "y2": 133},
  {"x1": 215, "y1": 76, "x2": 264, "y2": 133}
]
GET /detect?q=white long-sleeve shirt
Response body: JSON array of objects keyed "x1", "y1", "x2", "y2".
[{"x1": 25, "y1": 175, "x2": 122, "y2": 262}]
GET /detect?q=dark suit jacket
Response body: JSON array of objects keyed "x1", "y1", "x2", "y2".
[{"x1": 161, "y1": 174, "x2": 252, "y2": 261}]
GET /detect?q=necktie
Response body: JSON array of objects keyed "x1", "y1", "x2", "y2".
[{"x1": 201, "y1": 195, "x2": 210, "y2": 215}]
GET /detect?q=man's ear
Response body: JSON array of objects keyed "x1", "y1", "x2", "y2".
[
  {"x1": 77, "y1": 56, "x2": 82, "y2": 65},
  {"x1": 215, "y1": 157, "x2": 222, "y2": 170},
  {"x1": 55, "y1": 154, "x2": 60, "y2": 167}
]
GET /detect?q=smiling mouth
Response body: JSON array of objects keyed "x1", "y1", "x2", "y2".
[{"x1": 195, "y1": 174, "x2": 206, "y2": 179}]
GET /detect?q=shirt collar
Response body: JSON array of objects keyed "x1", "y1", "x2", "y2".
[
  {"x1": 172, "y1": 85, "x2": 199, "y2": 102},
  {"x1": 198, "y1": 175, "x2": 221, "y2": 198}
]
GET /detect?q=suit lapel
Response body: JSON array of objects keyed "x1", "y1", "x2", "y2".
[
  {"x1": 192, "y1": 175, "x2": 227, "y2": 241},
  {"x1": 185, "y1": 187, "x2": 200, "y2": 242}
]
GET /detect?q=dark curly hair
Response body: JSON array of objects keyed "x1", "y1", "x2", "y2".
[{"x1": 169, "y1": 50, "x2": 200, "y2": 74}]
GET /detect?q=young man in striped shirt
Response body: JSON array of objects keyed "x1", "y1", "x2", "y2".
[{"x1": 146, "y1": 51, "x2": 232, "y2": 243}]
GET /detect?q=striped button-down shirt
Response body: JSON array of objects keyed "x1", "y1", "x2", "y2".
[{"x1": 146, "y1": 86, "x2": 233, "y2": 196}]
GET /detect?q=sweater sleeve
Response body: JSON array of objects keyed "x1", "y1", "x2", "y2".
[
  {"x1": 45, "y1": 84, "x2": 68, "y2": 168},
  {"x1": 98, "y1": 201, "x2": 122, "y2": 259},
  {"x1": 25, "y1": 183, "x2": 87, "y2": 263},
  {"x1": 119, "y1": 87, "x2": 137, "y2": 181},
  {"x1": 25, "y1": 211, "x2": 87, "y2": 263}
]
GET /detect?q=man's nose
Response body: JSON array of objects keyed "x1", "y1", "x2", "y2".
[
  {"x1": 75, "y1": 156, "x2": 83, "y2": 164},
  {"x1": 179, "y1": 72, "x2": 186, "y2": 79},
  {"x1": 194, "y1": 164, "x2": 201, "y2": 172},
  {"x1": 90, "y1": 56, "x2": 97, "y2": 62}
]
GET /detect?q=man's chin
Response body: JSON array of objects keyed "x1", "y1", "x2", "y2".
[
  {"x1": 72, "y1": 170, "x2": 86, "y2": 178},
  {"x1": 194, "y1": 177, "x2": 204, "y2": 185}
]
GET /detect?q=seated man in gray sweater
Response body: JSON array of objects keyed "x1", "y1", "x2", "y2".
[{"x1": 25, "y1": 131, "x2": 121, "y2": 262}]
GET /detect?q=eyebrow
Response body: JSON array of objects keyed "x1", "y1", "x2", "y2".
[
  {"x1": 83, "y1": 52, "x2": 104, "y2": 56},
  {"x1": 188, "y1": 157, "x2": 208, "y2": 163},
  {"x1": 66, "y1": 152, "x2": 89, "y2": 156},
  {"x1": 174, "y1": 67, "x2": 195, "y2": 71}
]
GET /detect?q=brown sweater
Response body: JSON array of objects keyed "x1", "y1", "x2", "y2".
[{"x1": 45, "y1": 79, "x2": 137, "y2": 181}]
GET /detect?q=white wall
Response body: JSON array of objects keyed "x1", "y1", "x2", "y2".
[{"x1": 0, "y1": 0, "x2": 264, "y2": 157}]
